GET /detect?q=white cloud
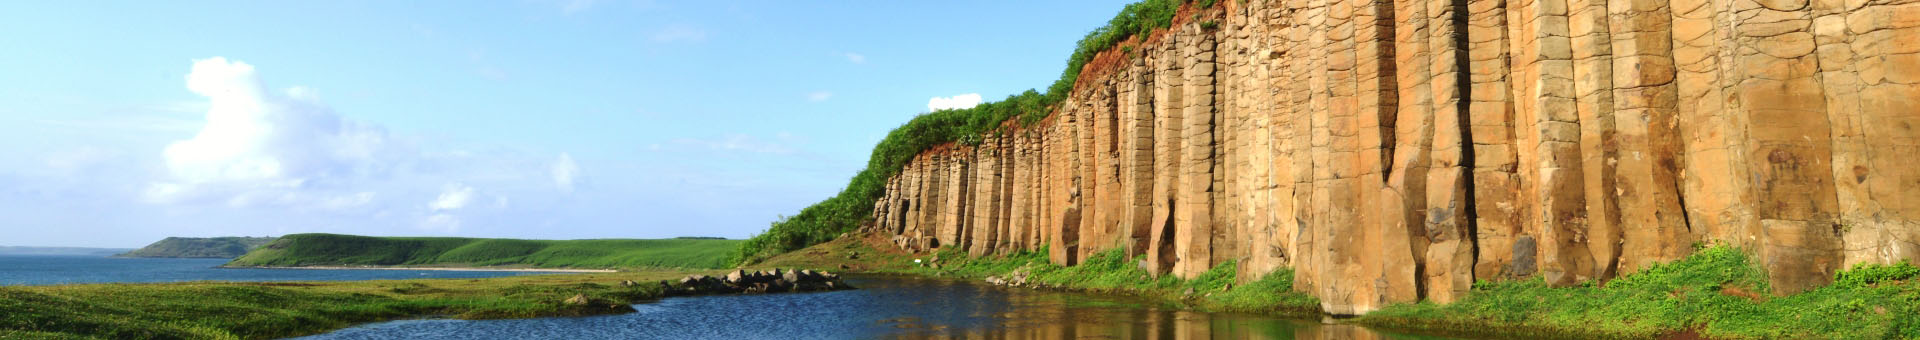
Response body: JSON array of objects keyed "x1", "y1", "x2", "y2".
[
  {"x1": 551, "y1": 153, "x2": 579, "y2": 192},
  {"x1": 927, "y1": 93, "x2": 982, "y2": 111},
  {"x1": 652, "y1": 25, "x2": 707, "y2": 43},
  {"x1": 430, "y1": 183, "x2": 475, "y2": 211},
  {"x1": 843, "y1": 52, "x2": 866, "y2": 64},
  {"x1": 807, "y1": 91, "x2": 833, "y2": 102},
  {"x1": 148, "y1": 57, "x2": 394, "y2": 206}
]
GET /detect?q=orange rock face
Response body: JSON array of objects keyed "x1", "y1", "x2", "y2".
[{"x1": 866, "y1": 0, "x2": 1920, "y2": 315}]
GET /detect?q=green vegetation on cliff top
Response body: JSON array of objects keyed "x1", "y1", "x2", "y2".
[
  {"x1": 227, "y1": 233, "x2": 740, "y2": 270},
  {"x1": 116, "y1": 237, "x2": 277, "y2": 259},
  {"x1": 734, "y1": 0, "x2": 1200, "y2": 264},
  {"x1": 0, "y1": 271, "x2": 691, "y2": 339}
]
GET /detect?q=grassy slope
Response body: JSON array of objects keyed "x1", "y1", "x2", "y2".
[
  {"x1": 0, "y1": 270, "x2": 703, "y2": 339},
  {"x1": 226, "y1": 234, "x2": 741, "y2": 270},
  {"x1": 116, "y1": 237, "x2": 277, "y2": 258}
]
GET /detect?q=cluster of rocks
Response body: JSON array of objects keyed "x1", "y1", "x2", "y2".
[
  {"x1": 664, "y1": 268, "x2": 853, "y2": 295},
  {"x1": 982, "y1": 269, "x2": 1030, "y2": 287}
]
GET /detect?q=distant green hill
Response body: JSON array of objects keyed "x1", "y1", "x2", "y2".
[
  {"x1": 115, "y1": 237, "x2": 277, "y2": 258},
  {"x1": 225, "y1": 233, "x2": 741, "y2": 270}
]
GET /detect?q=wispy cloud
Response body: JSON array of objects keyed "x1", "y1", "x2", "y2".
[
  {"x1": 843, "y1": 52, "x2": 866, "y2": 64},
  {"x1": 429, "y1": 183, "x2": 475, "y2": 211},
  {"x1": 551, "y1": 153, "x2": 579, "y2": 193},
  {"x1": 807, "y1": 91, "x2": 833, "y2": 102},
  {"x1": 928, "y1": 93, "x2": 982, "y2": 111}
]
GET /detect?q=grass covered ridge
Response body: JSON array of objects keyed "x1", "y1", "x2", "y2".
[
  {"x1": 731, "y1": 0, "x2": 1209, "y2": 265},
  {"x1": 0, "y1": 271, "x2": 696, "y2": 339},
  {"x1": 1358, "y1": 245, "x2": 1920, "y2": 339},
  {"x1": 227, "y1": 233, "x2": 741, "y2": 270},
  {"x1": 115, "y1": 237, "x2": 277, "y2": 258}
]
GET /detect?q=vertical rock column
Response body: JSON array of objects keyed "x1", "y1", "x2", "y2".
[
  {"x1": 1831, "y1": 0, "x2": 1920, "y2": 266},
  {"x1": 1176, "y1": 25, "x2": 1218, "y2": 278},
  {"x1": 1467, "y1": 0, "x2": 1524, "y2": 280},
  {"x1": 1422, "y1": 0, "x2": 1479, "y2": 303},
  {"x1": 1733, "y1": 0, "x2": 1845, "y2": 295},
  {"x1": 1384, "y1": 0, "x2": 1435, "y2": 307},
  {"x1": 1147, "y1": 39, "x2": 1187, "y2": 275},
  {"x1": 1568, "y1": 0, "x2": 1623, "y2": 280},
  {"x1": 1609, "y1": 0, "x2": 1695, "y2": 273},
  {"x1": 970, "y1": 138, "x2": 1004, "y2": 257},
  {"x1": 1512, "y1": 0, "x2": 1598, "y2": 286},
  {"x1": 1124, "y1": 58, "x2": 1159, "y2": 258}
]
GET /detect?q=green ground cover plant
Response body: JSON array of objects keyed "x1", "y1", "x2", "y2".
[
  {"x1": 1357, "y1": 245, "x2": 1920, "y2": 339},
  {"x1": 0, "y1": 271, "x2": 699, "y2": 339},
  {"x1": 882, "y1": 247, "x2": 1321, "y2": 317}
]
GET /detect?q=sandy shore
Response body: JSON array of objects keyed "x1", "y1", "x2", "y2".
[{"x1": 222, "y1": 265, "x2": 618, "y2": 273}]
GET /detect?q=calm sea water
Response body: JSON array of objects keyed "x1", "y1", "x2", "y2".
[
  {"x1": 303, "y1": 275, "x2": 1466, "y2": 340},
  {"x1": 0, "y1": 255, "x2": 545, "y2": 285}
]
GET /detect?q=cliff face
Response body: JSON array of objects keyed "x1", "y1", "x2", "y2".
[{"x1": 866, "y1": 0, "x2": 1920, "y2": 314}]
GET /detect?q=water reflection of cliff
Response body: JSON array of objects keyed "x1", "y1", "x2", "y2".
[{"x1": 865, "y1": 277, "x2": 1430, "y2": 340}]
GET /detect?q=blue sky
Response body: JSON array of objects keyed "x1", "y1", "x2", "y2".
[{"x1": 0, "y1": 0, "x2": 1129, "y2": 248}]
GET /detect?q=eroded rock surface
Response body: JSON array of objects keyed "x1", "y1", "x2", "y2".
[{"x1": 865, "y1": 0, "x2": 1920, "y2": 315}]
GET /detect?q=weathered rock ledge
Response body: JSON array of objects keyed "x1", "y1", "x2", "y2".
[{"x1": 661, "y1": 268, "x2": 854, "y2": 296}]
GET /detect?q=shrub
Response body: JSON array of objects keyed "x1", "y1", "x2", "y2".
[{"x1": 1834, "y1": 260, "x2": 1920, "y2": 288}]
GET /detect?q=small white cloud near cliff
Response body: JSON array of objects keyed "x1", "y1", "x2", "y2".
[
  {"x1": 551, "y1": 153, "x2": 580, "y2": 192},
  {"x1": 927, "y1": 93, "x2": 982, "y2": 111},
  {"x1": 430, "y1": 183, "x2": 475, "y2": 211},
  {"x1": 843, "y1": 52, "x2": 866, "y2": 64},
  {"x1": 807, "y1": 91, "x2": 833, "y2": 102}
]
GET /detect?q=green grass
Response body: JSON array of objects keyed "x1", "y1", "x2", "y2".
[
  {"x1": 731, "y1": 0, "x2": 1201, "y2": 265},
  {"x1": 226, "y1": 233, "x2": 741, "y2": 270},
  {"x1": 1357, "y1": 245, "x2": 1920, "y2": 339},
  {"x1": 879, "y1": 247, "x2": 1320, "y2": 317},
  {"x1": 0, "y1": 271, "x2": 701, "y2": 339}
]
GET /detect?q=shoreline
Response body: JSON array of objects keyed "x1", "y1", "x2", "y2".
[{"x1": 221, "y1": 265, "x2": 618, "y2": 273}]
